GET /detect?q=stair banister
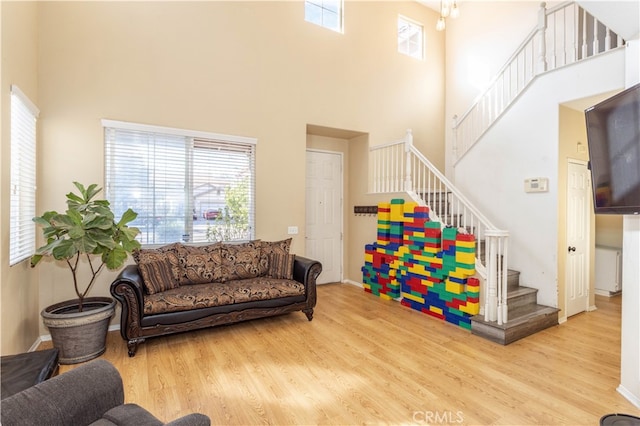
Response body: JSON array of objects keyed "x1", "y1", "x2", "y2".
[
  {"x1": 452, "y1": 1, "x2": 626, "y2": 163},
  {"x1": 370, "y1": 129, "x2": 510, "y2": 324}
]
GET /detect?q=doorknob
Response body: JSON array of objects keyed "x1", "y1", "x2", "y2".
[{"x1": 568, "y1": 246, "x2": 576, "y2": 252}]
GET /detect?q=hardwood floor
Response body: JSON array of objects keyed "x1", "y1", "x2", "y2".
[{"x1": 45, "y1": 284, "x2": 639, "y2": 425}]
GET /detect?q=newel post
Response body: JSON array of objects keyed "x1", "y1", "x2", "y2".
[
  {"x1": 404, "y1": 129, "x2": 413, "y2": 193},
  {"x1": 537, "y1": 2, "x2": 548, "y2": 73}
]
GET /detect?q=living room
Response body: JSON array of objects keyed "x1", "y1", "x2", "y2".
[{"x1": 2, "y1": 1, "x2": 640, "y2": 424}]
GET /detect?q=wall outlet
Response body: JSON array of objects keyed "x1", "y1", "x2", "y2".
[{"x1": 287, "y1": 226, "x2": 298, "y2": 235}]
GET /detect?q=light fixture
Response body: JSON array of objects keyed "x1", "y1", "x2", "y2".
[{"x1": 436, "y1": 0, "x2": 460, "y2": 31}]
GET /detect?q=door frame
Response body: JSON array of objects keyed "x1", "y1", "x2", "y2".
[
  {"x1": 564, "y1": 158, "x2": 591, "y2": 318},
  {"x1": 305, "y1": 148, "x2": 344, "y2": 284}
]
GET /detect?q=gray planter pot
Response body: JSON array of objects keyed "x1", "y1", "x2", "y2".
[{"x1": 41, "y1": 297, "x2": 115, "y2": 364}]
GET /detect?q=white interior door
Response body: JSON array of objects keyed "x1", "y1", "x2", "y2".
[
  {"x1": 305, "y1": 150, "x2": 342, "y2": 284},
  {"x1": 566, "y1": 160, "x2": 591, "y2": 317}
]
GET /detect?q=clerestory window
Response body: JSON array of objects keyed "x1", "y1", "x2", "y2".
[
  {"x1": 305, "y1": 0, "x2": 343, "y2": 33},
  {"x1": 398, "y1": 16, "x2": 424, "y2": 60}
]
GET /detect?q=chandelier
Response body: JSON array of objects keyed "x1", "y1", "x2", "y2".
[{"x1": 436, "y1": 0, "x2": 460, "y2": 31}]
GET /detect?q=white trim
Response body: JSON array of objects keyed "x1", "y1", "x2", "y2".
[
  {"x1": 101, "y1": 119, "x2": 257, "y2": 145},
  {"x1": 618, "y1": 384, "x2": 640, "y2": 409},
  {"x1": 10, "y1": 84, "x2": 39, "y2": 117},
  {"x1": 343, "y1": 279, "x2": 363, "y2": 288}
]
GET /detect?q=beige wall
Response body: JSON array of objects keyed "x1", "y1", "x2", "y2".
[
  {"x1": 1, "y1": 2, "x2": 41, "y2": 355},
  {"x1": 15, "y1": 1, "x2": 444, "y2": 338},
  {"x1": 557, "y1": 105, "x2": 596, "y2": 317}
]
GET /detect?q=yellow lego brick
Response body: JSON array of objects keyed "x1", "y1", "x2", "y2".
[
  {"x1": 455, "y1": 266, "x2": 476, "y2": 275},
  {"x1": 364, "y1": 253, "x2": 373, "y2": 263},
  {"x1": 455, "y1": 252, "x2": 475, "y2": 264},
  {"x1": 430, "y1": 306, "x2": 443, "y2": 315},
  {"x1": 448, "y1": 270, "x2": 468, "y2": 280},
  {"x1": 378, "y1": 223, "x2": 391, "y2": 230},
  {"x1": 412, "y1": 231, "x2": 425, "y2": 238},
  {"x1": 466, "y1": 284, "x2": 480, "y2": 294},
  {"x1": 459, "y1": 302, "x2": 479, "y2": 315},
  {"x1": 397, "y1": 246, "x2": 410, "y2": 254},
  {"x1": 403, "y1": 202, "x2": 418, "y2": 214},
  {"x1": 445, "y1": 280, "x2": 465, "y2": 294},
  {"x1": 456, "y1": 241, "x2": 476, "y2": 249},
  {"x1": 363, "y1": 283, "x2": 371, "y2": 290},
  {"x1": 379, "y1": 294, "x2": 393, "y2": 301},
  {"x1": 402, "y1": 292, "x2": 425, "y2": 304},
  {"x1": 424, "y1": 246, "x2": 439, "y2": 254}
]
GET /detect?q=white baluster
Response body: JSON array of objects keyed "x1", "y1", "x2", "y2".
[
  {"x1": 605, "y1": 27, "x2": 611, "y2": 51},
  {"x1": 538, "y1": 2, "x2": 547, "y2": 73},
  {"x1": 581, "y1": 8, "x2": 588, "y2": 59},
  {"x1": 593, "y1": 16, "x2": 599, "y2": 55},
  {"x1": 404, "y1": 129, "x2": 413, "y2": 193}
]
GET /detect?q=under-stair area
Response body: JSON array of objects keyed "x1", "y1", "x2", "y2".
[{"x1": 367, "y1": 1, "x2": 632, "y2": 345}]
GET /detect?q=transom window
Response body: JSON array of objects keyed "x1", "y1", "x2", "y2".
[
  {"x1": 398, "y1": 16, "x2": 424, "y2": 60},
  {"x1": 305, "y1": 0, "x2": 343, "y2": 33},
  {"x1": 103, "y1": 120, "x2": 256, "y2": 245}
]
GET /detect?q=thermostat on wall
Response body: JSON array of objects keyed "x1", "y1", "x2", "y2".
[{"x1": 524, "y1": 177, "x2": 549, "y2": 193}]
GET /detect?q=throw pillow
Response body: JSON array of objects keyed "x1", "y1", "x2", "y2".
[
  {"x1": 258, "y1": 238, "x2": 292, "y2": 275},
  {"x1": 176, "y1": 244, "x2": 223, "y2": 285},
  {"x1": 133, "y1": 243, "x2": 183, "y2": 283},
  {"x1": 220, "y1": 241, "x2": 262, "y2": 281},
  {"x1": 267, "y1": 253, "x2": 295, "y2": 280},
  {"x1": 138, "y1": 259, "x2": 180, "y2": 294}
]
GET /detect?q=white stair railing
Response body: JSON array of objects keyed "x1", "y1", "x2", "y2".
[
  {"x1": 453, "y1": 1, "x2": 626, "y2": 163},
  {"x1": 370, "y1": 130, "x2": 510, "y2": 324}
]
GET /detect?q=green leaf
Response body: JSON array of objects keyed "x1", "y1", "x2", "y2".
[
  {"x1": 73, "y1": 236, "x2": 98, "y2": 254},
  {"x1": 52, "y1": 239, "x2": 77, "y2": 259},
  {"x1": 85, "y1": 215, "x2": 113, "y2": 230},
  {"x1": 117, "y1": 208, "x2": 138, "y2": 226},
  {"x1": 103, "y1": 247, "x2": 128, "y2": 270},
  {"x1": 89, "y1": 230, "x2": 116, "y2": 249}
]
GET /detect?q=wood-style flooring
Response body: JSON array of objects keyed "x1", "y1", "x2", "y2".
[{"x1": 43, "y1": 283, "x2": 640, "y2": 425}]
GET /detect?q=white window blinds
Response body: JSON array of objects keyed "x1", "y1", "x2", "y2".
[
  {"x1": 103, "y1": 121, "x2": 256, "y2": 245},
  {"x1": 10, "y1": 85, "x2": 39, "y2": 265}
]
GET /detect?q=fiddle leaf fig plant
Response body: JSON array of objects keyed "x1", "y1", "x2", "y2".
[{"x1": 31, "y1": 182, "x2": 141, "y2": 311}]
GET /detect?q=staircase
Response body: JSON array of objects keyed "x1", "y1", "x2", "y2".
[
  {"x1": 370, "y1": 131, "x2": 560, "y2": 344},
  {"x1": 470, "y1": 243, "x2": 559, "y2": 344},
  {"x1": 368, "y1": 1, "x2": 626, "y2": 344}
]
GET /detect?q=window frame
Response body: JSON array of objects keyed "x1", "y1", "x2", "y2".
[
  {"x1": 9, "y1": 85, "x2": 39, "y2": 266},
  {"x1": 305, "y1": 0, "x2": 344, "y2": 33},
  {"x1": 102, "y1": 119, "x2": 257, "y2": 246},
  {"x1": 398, "y1": 15, "x2": 425, "y2": 60}
]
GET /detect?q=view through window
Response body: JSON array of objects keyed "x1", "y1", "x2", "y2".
[{"x1": 104, "y1": 121, "x2": 256, "y2": 245}]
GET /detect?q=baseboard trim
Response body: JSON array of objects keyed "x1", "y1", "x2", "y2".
[
  {"x1": 617, "y1": 384, "x2": 640, "y2": 409},
  {"x1": 343, "y1": 279, "x2": 363, "y2": 288}
]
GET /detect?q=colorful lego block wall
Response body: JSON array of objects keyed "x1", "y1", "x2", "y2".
[{"x1": 361, "y1": 199, "x2": 480, "y2": 329}]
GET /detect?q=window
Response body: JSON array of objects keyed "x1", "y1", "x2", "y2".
[
  {"x1": 398, "y1": 16, "x2": 424, "y2": 60},
  {"x1": 305, "y1": 0, "x2": 343, "y2": 33},
  {"x1": 9, "y1": 85, "x2": 39, "y2": 266},
  {"x1": 103, "y1": 120, "x2": 256, "y2": 245}
]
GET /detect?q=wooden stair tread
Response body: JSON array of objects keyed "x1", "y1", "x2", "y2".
[{"x1": 471, "y1": 304, "x2": 559, "y2": 330}]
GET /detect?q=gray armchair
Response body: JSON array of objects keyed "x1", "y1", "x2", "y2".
[{"x1": 0, "y1": 359, "x2": 210, "y2": 426}]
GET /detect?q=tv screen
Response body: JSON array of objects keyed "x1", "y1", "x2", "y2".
[{"x1": 585, "y1": 83, "x2": 640, "y2": 215}]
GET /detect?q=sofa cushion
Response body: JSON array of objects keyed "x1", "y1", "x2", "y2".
[
  {"x1": 138, "y1": 259, "x2": 180, "y2": 294},
  {"x1": 258, "y1": 239, "x2": 292, "y2": 274},
  {"x1": 220, "y1": 241, "x2": 262, "y2": 282},
  {"x1": 143, "y1": 277, "x2": 305, "y2": 315},
  {"x1": 133, "y1": 243, "x2": 183, "y2": 284},
  {"x1": 268, "y1": 253, "x2": 295, "y2": 280},
  {"x1": 176, "y1": 243, "x2": 223, "y2": 285}
]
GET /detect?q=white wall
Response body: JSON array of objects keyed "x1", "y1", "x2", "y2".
[
  {"x1": 453, "y1": 49, "x2": 626, "y2": 308},
  {"x1": 618, "y1": 39, "x2": 640, "y2": 409}
]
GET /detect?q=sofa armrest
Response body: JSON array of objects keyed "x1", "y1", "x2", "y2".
[
  {"x1": 0, "y1": 359, "x2": 124, "y2": 426},
  {"x1": 165, "y1": 413, "x2": 212, "y2": 426},
  {"x1": 110, "y1": 264, "x2": 146, "y2": 341},
  {"x1": 293, "y1": 256, "x2": 322, "y2": 314}
]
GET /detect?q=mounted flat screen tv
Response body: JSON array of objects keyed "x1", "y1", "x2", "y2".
[{"x1": 585, "y1": 83, "x2": 640, "y2": 215}]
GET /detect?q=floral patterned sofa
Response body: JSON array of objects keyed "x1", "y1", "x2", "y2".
[{"x1": 110, "y1": 239, "x2": 322, "y2": 356}]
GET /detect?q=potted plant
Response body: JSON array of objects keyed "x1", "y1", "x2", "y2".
[{"x1": 31, "y1": 182, "x2": 141, "y2": 364}]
